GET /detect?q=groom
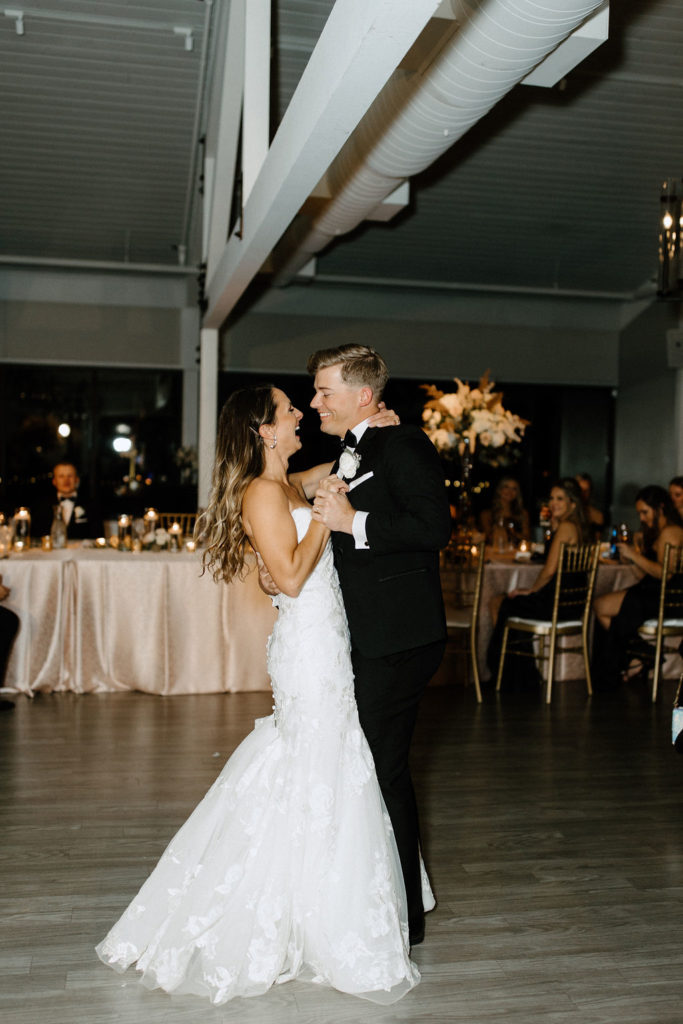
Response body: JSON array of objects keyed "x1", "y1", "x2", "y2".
[{"x1": 309, "y1": 344, "x2": 451, "y2": 946}]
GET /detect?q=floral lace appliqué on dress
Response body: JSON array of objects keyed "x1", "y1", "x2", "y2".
[{"x1": 96, "y1": 507, "x2": 427, "y2": 1005}]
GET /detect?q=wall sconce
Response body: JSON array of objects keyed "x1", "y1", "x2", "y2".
[{"x1": 658, "y1": 178, "x2": 682, "y2": 298}]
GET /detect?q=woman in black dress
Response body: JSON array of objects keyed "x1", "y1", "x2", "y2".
[{"x1": 592, "y1": 485, "x2": 683, "y2": 687}]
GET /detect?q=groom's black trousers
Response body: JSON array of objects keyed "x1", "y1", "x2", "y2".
[{"x1": 352, "y1": 638, "x2": 446, "y2": 934}]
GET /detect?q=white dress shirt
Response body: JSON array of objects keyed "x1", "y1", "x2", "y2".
[
  {"x1": 58, "y1": 495, "x2": 76, "y2": 526},
  {"x1": 343, "y1": 419, "x2": 372, "y2": 550}
]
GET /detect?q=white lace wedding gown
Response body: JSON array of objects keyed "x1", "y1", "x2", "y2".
[{"x1": 96, "y1": 507, "x2": 429, "y2": 1005}]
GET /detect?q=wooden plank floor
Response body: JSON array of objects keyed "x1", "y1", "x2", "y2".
[{"x1": 2, "y1": 668, "x2": 683, "y2": 1023}]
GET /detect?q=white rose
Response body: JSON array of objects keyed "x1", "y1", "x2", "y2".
[
  {"x1": 338, "y1": 450, "x2": 361, "y2": 480},
  {"x1": 439, "y1": 393, "x2": 464, "y2": 419}
]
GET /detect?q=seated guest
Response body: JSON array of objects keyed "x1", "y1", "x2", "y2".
[
  {"x1": 479, "y1": 476, "x2": 530, "y2": 549},
  {"x1": 0, "y1": 574, "x2": 19, "y2": 710},
  {"x1": 34, "y1": 462, "x2": 103, "y2": 540},
  {"x1": 668, "y1": 476, "x2": 683, "y2": 522},
  {"x1": 592, "y1": 485, "x2": 683, "y2": 687},
  {"x1": 487, "y1": 478, "x2": 590, "y2": 684},
  {"x1": 575, "y1": 472, "x2": 605, "y2": 537}
]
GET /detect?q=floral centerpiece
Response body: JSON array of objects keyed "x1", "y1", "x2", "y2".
[
  {"x1": 421, "y1": 371, "x2": 528, "y2": 468},
  {"x1": 142, "y1": 527, "x2": 171, "y2": 551}
]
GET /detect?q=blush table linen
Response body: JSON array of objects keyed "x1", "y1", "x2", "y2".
[
  {"x1": 1, "y1": 548, "x2": 277, "y2": 696},
  {"x1": 443, "y1": 559, "x2": 650, "y2": 683}
]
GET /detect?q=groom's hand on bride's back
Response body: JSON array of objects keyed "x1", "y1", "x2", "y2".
[{"x1": 256, "y1": 553, "x2": 280, "y2": 597}]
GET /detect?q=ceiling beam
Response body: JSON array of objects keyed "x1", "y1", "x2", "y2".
[
  {"x1": 203, "y1": 0, "x2": 443, "y2": 330},
  {"x1": 204, "y1": 0, "x2": 246, "y2": 281}
]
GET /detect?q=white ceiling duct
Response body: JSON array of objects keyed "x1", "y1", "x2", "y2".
[{"x1": 273, "y1": 0, "x2": 607, "y2": 283}]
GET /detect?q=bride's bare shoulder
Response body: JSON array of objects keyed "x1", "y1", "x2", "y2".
[{"x1": 244, "y1": 477, "x2": 286, "y2": 509}]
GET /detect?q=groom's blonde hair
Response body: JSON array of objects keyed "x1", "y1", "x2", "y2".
[{"x1": 307, "y1": 345, "x2": 389, "y2": 399}]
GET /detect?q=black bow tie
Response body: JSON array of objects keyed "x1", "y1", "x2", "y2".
[
  {"x1": 59, "y1": 494, "x2": 77, "y2": 501},
  {"x1": 342, "y1": 430, "x2": 358, "y2": 449}
]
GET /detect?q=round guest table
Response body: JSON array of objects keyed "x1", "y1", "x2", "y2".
[{"x1": 443, "y1": 557, "x2": 650, "y2": 682}]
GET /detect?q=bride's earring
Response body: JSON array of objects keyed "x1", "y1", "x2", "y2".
[{"x1": 269, "y1": 435, "x2": 277, "y2": 450}]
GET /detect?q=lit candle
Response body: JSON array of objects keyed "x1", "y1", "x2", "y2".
[
  {"x1": 13, "y1": 507, "x2": 32, "y2": 547},
  {"x1": 95, "y1": 537, "x2": 107, "y2": 549},
  {"x1": 117, "y1": 514, "x2": 132, "y2": 550},
  {"x1": 168, "y1": 521, "x2": 182, "y2": 552},
  {"x1": 143, "y1": 507, "x2": 159, "y2": 531},
  {"x1": 41, "y1": 535, "x2": 53, "y2": 551},
  {"x1": 185, "y1": 539, "x2": 197, "y2": 553},
  {"x1": 470, "y1": 544, "x2": 479, "y2": 557},
  {"x1": 519, "y1": 539, "x2": 529, "y2": 553}
]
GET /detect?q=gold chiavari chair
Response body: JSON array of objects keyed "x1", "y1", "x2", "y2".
[
  {"x1": 441, "y1": 538, "x2": 486, "y2": 702},
  {"x1": 495, "y1": 542, "x2": 600, "y2": 704},
  {"x1": 629, "y1": 543, "x2": 683, "y2": 703},
  {"x1": 157, "y1": 512, "x2": 198, "y2": 536}
]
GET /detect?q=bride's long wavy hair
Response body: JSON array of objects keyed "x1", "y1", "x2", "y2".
[{"x1": 197, "y1": 384, "x2": 277, "y2": 583}]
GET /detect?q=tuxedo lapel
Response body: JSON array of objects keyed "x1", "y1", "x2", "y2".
[{"x1": 353, "y1": 426, "x2": 379, "y2": 461}]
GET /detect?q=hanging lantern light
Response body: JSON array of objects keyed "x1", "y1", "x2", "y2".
[{"x1": 658, "y1": 177, "x2": 682, "y2": 297}]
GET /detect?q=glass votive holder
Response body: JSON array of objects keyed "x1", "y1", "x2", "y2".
[
  {"x1": 0, "y1": 524, "x2": 12, "y2": 558},
  {"x1": 13, "y1": 507, "x2": 31, "y2": 548},
  {"x1": 95, "y1": 537, "x2": 107, "y2": 549},
  {"x1": 168, "y1": 522, "x2": 182, "y2": 552},
  {"x1": 41, "y1": 535, "x2": 53, "y2": 551},
  {"x1": 184, "y1": 539, "x2": 197, "y2": 553},
  {"x1": 143, "y1": 507, "x2": 159, "y2": 534},
  {"x1": 117, "y1": 514, "x2": 132, "y2": 551}
]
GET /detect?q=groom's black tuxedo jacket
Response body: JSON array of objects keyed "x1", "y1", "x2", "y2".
[{"x1": 331, "y1": 424, "x2": 451, "y2": 659}]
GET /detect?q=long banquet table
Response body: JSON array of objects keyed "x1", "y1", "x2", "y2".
[{"x1": 1, "y1": 546, "x2": 277, "y2": 696}]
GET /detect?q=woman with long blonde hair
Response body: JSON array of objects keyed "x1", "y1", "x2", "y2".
[{"x1": 97, "y1": 383, "x2": 420, "y2": 1006}]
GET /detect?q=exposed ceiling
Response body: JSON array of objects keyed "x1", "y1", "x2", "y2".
[{"x1": 1, "y1": 0, "x2": 682, "y2": 302}]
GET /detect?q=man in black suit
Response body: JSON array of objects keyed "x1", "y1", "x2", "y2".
[
  {"x1": 309, "y1": 345, "x2": 451, "y2": 947},
  {"x1": 34, "y1": 462, "x2": 103, "y2": 540}
]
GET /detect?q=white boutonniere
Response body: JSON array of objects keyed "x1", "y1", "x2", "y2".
[
  {"x1": 338, "y1": 448, "x2": 361, "y2": 481},
  {"x1": 74, "y1": 506, "x2": 87, "y2": 521}
]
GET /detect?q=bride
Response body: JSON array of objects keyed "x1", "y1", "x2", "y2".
[{"x1": 96, "y1": 384, "x2": 428, "y2": 1005}]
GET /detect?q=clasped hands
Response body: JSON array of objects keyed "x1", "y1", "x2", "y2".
[
  {"x1": 256, "y1": 476, "x2": 354, "y2": 597},
  {"x1": 311, "y1": 475, "x2": 354, "y2": 533}
]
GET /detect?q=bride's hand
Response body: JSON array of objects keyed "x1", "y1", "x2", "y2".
[{"x1": 367, "y1": 401, "x2": 400, "y2": 428}]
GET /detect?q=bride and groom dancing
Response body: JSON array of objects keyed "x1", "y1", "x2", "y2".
[{"x1": 96, "y1": 344, "x2": 451, "y2": 1004}]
